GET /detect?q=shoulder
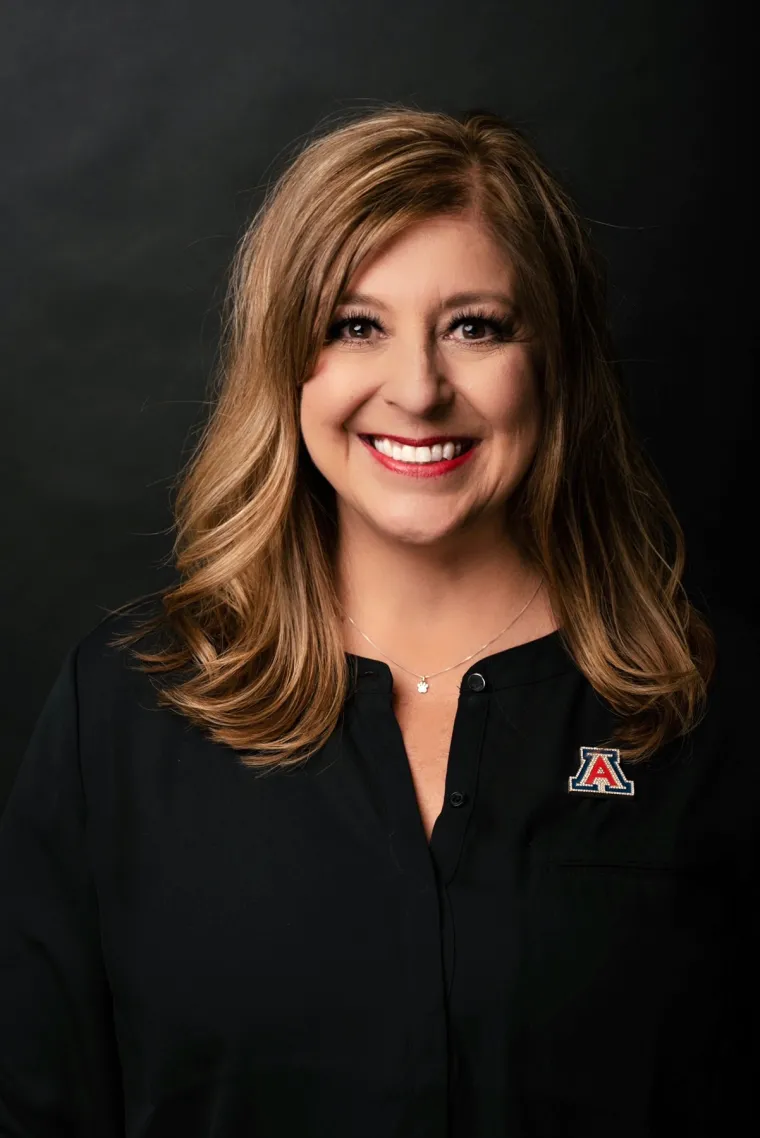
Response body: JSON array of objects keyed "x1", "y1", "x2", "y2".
[
  {"x1": 7, "y1": 599, "x2": 180, "y2": 825},
  {"x1": 71, "y1": 596, "x2": 176, "y2": 724},
  {"x1": 61, "y1": 597, "x2": 209, "y2": 795},
  {"x1": 75, "y1": 593, "x2": 161, "y2": 668}
]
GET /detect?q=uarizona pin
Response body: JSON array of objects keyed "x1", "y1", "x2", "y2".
[{"x1": 569, "y1": 746, "x2": 634, "y2": 796}]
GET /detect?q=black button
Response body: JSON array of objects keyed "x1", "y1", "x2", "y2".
[
  {"x1": 467, "y1": 672, "x2": 486, "y2": 692},
  {"x1": 449, "y1": 790, "x2": 466, "y2": 807}
]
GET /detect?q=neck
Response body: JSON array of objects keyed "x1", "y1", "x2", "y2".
[{"x1": 334, "y1": 513, "x2": 551, "y2": 671}]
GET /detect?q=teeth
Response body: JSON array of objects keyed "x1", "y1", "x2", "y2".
[{"x1": 371, "y1": 437, "x2": 468, "y2": 463}]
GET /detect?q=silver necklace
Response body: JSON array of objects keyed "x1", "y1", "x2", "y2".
[{"x1": 344, "y1": 577, "x2": 545, "y2": 693}]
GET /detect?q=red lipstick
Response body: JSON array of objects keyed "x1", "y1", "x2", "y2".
[{"x1": 358, "y1": 435, "x2": 480, "y2": 479}]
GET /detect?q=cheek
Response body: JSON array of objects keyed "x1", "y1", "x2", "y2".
[
  {"x1": 476, "y1": 358, "x2": 540, "y2": 434},
  {"x1": 300, "y1": 370, "x2": 367, "y2": 436}
]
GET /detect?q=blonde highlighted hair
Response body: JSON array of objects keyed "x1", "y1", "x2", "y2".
[{"x1": 109, "y1": 103, "x2": 716, "y2": 771}]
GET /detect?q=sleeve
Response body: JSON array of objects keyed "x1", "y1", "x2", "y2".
[{"x1": 0, "y1": 644, "x2": 125, "y2": 1137}]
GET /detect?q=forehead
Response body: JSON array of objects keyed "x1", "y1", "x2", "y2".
[{"x1": 339, "y1": 215, "x2": 516, "y2": 308}]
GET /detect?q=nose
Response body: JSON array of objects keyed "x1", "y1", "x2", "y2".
[{"x1": 380, "y1": 336, "x2": 454, "y2": 418}]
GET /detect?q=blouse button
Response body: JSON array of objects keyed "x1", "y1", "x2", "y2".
[
  {"x1": 449, "y1": 790, "x2": 466, "y2": 808},
  {"x1": 467, "y1": 672, "x2": 486, "y2": 692}
]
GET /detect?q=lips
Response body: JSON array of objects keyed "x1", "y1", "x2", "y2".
[{"x1": 358, "y1": 434, "x2": 480, "y2": 477}]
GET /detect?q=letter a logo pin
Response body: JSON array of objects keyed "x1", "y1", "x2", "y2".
[{"x1": 569, "y1": 746, "x2": 634, "y2": 796}]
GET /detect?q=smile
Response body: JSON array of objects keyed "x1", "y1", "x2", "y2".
[{"x1": 358, "y1": 434, "x2": 480, "y2": 478}]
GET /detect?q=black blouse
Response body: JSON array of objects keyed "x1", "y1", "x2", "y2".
[{"x1": 0, "y1": 605, "x2": 757, "y2": 1137}]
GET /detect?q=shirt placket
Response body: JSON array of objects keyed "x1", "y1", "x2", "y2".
[{"x1": 357, "y1": 671, "x2": 491, "y2": 1133}]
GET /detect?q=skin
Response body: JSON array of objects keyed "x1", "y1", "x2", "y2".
[{"x1": 300, "y1": 212, "x2": 554, "y2": 687}]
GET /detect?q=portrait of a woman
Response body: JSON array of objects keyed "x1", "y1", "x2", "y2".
[{"x1": 0, "y1": 106, "x2": 756, "y2": 1137}]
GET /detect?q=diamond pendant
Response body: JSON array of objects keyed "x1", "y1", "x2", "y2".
[{"x1": 417, "y1": 678, "x2": 429, "y2": 693}]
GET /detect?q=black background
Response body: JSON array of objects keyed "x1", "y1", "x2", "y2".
[{"x1": 2, "y1": 0, "x2": 755, "y2": 805}]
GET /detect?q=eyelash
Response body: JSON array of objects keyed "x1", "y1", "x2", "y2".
[{"x1": 325, "y1": 306, "x2": 516, "y2": 349}]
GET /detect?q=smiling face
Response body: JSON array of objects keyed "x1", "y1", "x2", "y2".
[{"x1": 299, "y1": 213, "x2": 543, "y2": 554}]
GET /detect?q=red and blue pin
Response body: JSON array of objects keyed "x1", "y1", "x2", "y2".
[{"x1": 569, "y1": 746, "x2": 634, "y2": 796}]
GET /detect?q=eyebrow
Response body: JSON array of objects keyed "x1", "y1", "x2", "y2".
[{"x1": 337, "y1": 290, "x2": 516, "y2": 312}]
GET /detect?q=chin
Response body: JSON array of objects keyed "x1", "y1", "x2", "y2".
[{"x1": 367, "y1": 513, "x2": 465, "y2": 547}]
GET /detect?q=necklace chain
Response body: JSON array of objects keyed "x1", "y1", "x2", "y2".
[{"x1": 343, "y1": 577, "x2": 545, "y2": 693}]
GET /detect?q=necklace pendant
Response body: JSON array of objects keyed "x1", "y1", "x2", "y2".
[{"x1": 417, "y1": 678, "x2": 429, "y2": 693}]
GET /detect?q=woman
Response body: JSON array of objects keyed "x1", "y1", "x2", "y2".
[{"x1": 0, "y1": 106, "x2": 756, "y2": 1137}]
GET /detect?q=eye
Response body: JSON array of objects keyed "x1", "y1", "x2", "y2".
[
  {"x1": 324, "y1": 309, "x2": 383, "y2": 347},
  {"x1": 445, "y1": 308, "x2": 516, "y2": 345}
]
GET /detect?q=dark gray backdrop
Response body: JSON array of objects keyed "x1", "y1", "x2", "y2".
[{"x1": 2, "y1": 0, "x2": 754, "y2": 806}]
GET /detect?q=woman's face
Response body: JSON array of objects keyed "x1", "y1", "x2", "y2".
[{"x1": 300, "y1": 213, "x2": 543, "y2": 551}]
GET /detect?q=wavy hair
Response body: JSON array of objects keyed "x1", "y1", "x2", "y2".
[{"x1": 109, "y1": 103, "x2": 716, "y2": 771}]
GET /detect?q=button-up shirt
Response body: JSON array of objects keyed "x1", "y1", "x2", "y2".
[{"x1": 0, "y1": 605, "x2": 756, "y2": 1136}]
